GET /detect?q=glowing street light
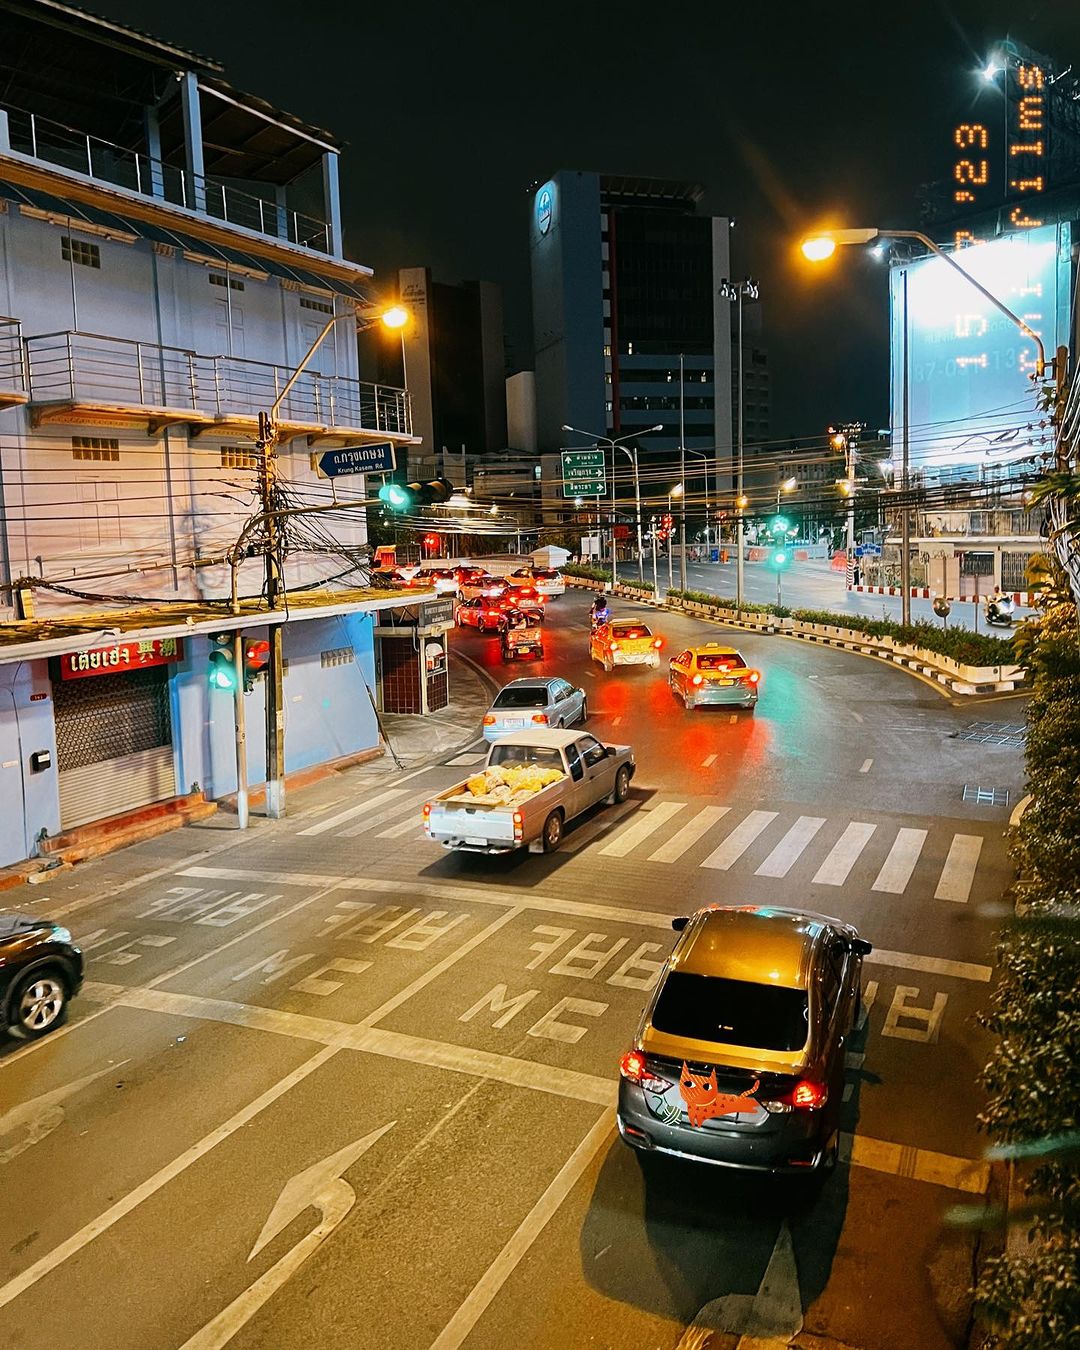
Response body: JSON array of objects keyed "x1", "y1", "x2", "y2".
[{"x1": 380, "y1": 305, "x2": 409, "y2": 329}]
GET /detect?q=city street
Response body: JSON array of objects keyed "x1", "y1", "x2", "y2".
[{"x1": 0, "y1": 589, "x2": 1028, "y2": 1350}]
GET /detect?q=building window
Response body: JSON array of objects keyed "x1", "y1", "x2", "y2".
[
  {"x1": 71, "y1": 435, "x2": 119, "y2": 462},
  {"x1": 220, "y1": 448, "x2": 259, "y2": 471},
  {"x1": 300, "y1": 296, "x2": 333, "y2": 314},
  {"x1": 209, "y1": 272, "x2": 245, "y2": 292},
  {"x1": 61, "y1": 236, "x2": 100, "y2": 269},
  {"x1": 320, "y1": 646, "x2": 354, "y2": 668}
]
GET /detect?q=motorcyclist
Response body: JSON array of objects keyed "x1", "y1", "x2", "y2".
[
  {"x1": 590, "y1": 594, "x2": 610, "y2": 630},
  {"x1": 985, "y1": 586, "x2": 1013, "y2": 624}
]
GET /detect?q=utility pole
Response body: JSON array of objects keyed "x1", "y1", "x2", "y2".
[
  {"x1": 651, "y1": 517, "x2": 658, "y2": 593},
  {"x1": 255, "y1": 410, "x2": 286, "y2": 819},
  {"x1": 678, "y1": 353, "x2": 687, "y2": 591},
  {"x1": 900, "y1": 268, "x2": 911, "y2": 625}
]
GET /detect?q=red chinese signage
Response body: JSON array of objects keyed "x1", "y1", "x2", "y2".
[{"x1": 58, "y1": 637, "x2": 184, "y2": 680}]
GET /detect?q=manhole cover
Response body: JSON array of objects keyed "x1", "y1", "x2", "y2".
[
  {"x1": 952, "y1": 721, "x2": 1026, "y2": 747},
  {"x1": 962, "y1": 784, "x2": 1011, "y2": 807}
]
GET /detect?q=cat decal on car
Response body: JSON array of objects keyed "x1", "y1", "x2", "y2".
[{"x1": 678, "y1": 1064, "x2": 761, "y2": 1126}]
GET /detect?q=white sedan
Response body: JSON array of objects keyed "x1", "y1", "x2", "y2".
[{"x1": 509, "y1": 567, "x2": 565, "y2": 598}]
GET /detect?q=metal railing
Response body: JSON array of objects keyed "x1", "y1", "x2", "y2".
[
  {"x1": 23, "y1": 331, "x2": 411, "y2": 437},
  {"x1": 0, "y1": 317, "x2": 26, "y2": 394},
  {"x1": 1, "y1": 105, "x2": 331, "y2": 254}
]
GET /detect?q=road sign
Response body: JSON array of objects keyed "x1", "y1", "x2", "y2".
[
  {"x1": 561, "y1": 449, "x2": 607, "y2": 498},
  {"x1": 860, "y1": 543, "x2": 882, "y2": 557},
  {"x1": 317, "y1": 442, "x2": 396, "y2": 478}
]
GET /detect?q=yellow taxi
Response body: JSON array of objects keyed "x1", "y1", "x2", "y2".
[
  {"x1": 668, "y1": 642, "x2": 760, "y2": 710},
  {"x1": 590, "y1": 619, "x2": 664, "y2": 672}
]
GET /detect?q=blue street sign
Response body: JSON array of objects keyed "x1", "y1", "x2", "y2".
[
  {"x1": 861, "y1": 543, "x2": 882, "y2": 557},
  {"x1": 854, "y1": 546, "x2": 864, "y2": 558},
  {"x1": 318, "y1": 442, "x2": 396, "y2": 478}
]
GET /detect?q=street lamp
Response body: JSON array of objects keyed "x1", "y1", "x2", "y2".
[
  {"x1": 777, "y1": 476, "x2": 797, "y2": 513},
  {"x1": 718, "y1": 277, "x2": 760, "y2": 612},
  {"x1": 801, "y1": 225, "x2": 1055, "y2": 624},
  {"x1": 561, "y1": 424, "x2": 662, "y2": 586}
]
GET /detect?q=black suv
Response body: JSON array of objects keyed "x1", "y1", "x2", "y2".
[{"x1": 0, "y1": 914, "x2": 84, "y2": 1040}]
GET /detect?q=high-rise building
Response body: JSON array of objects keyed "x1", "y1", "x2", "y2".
[{"x1": 529, "y1": 172, "x2": 737, "y2": 532}]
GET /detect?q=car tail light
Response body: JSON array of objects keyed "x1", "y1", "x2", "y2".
[
  {"x1": 513, "y1": 809, "x2": 524, "y2": 842},
  {"x1": 610, "y1": 642, "x2": 620, "y2": 651},
  {"x1": 483, "y1": 714, "x2": 496, "y2": 725},
  {"x1": 653, "y1": 638, "x2": 663, "y2": 649},
  {"x1": 619, "y1": 1050, "x2": 647, "y2": 1083},
  {"x1": 746, "y1": 670, "x2": 761, "y2": 685},
  {"x1": 791, "y1": 1079, "x2": 828, "y2": 1110},
  {"x1": 692, "y1": 674, "x2": 704, "y2": 686},
  {"x1": 531, "y1": 713, "x2": 549, "y2": 724},
  {"x1": 422, "y1": 802, "x2": 432, "y2": 833}
]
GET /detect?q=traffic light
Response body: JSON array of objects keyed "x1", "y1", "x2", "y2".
[
  {"x1": 769, "y1": 548, "x2": 791, "y2": 569},
  {"x1": 208, "y1": 633, "x2": 238, "y2": 691},
  {"x1": 768, "y1": 515, "x2": 791, "y2": 536},
  {"x1": 243, "y1": 638, "x2": 271, "y2": 691},
  {"x1": 377, "y1": 478, "x2": 453, "y2": 512}
]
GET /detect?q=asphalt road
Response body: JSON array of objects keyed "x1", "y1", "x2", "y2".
[{"x1": 0, "y1": 590, "x2": 1030, "y2": 1350}]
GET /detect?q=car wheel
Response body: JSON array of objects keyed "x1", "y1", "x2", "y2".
[
  {"x1": 10, "y1": 967, "x2": 69, "y2": 1040},
  {"x1": 613, "y1": 765, "x2": 631, "y2": 803},
  {"x1": 579, "y1": 698, "x2": 588, "y2": 723},
  {"x1": 542, "y1": 810, "x2": 564, "y2": 853},
  {"x1": 744, "y1": 703, "x2": 756, "y2": 713}
]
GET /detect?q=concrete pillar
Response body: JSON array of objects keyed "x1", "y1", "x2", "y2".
[
  {"x1": 180, "y1": 72, "x2": 206, "y2": 211},
  {"x1": 0, "y1": 109, "x2": 10, "y2": 154},
  {"x1": 274, "y1": 185, "x2": 288, "y2": 242},
  {"x1": 321, "y1": 151, "x2": 342, "y2": 257}
]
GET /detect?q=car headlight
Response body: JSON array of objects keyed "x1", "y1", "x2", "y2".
[{"x1": 51, "y1": 926, "x2": 72, "y2": 944}]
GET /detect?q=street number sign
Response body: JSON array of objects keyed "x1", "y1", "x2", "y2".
[
  {"x1": 318, "y1": 442, "x2": 396, "y2": 478},
  {"x1": 561, "y1": 449, "x2": 607, "y2": 498}
]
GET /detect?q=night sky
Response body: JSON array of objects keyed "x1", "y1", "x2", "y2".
[{"x1": 95, "y1": 0, "x2": 1080, "y2": 439}]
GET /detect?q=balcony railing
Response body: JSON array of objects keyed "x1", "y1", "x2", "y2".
[
  {"x1": 24, "y1": 331, "x2": 412, "y2": 438},
  {"x1": 0, "y1": 317, "x2": 27, "y2": 403},
  {"x1": 1, "y1": 105, "x2": 331, "y2": 254}
]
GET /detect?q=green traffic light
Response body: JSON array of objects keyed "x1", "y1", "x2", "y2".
[
  {"x1": 378, "y1": 482, "x2": 412, "y2": 511},
  {"x1": 769, "y1": 515, "x2": 790, "y2": 536},
  {"x1": 770, "y1": 549, "x2": 789, "y2": 569}
]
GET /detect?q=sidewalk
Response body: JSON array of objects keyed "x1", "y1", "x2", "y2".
[{"x1": 378, "y1": 651, "x2": 494, "y2": 766}]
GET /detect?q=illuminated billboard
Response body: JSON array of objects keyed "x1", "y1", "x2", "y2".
[{"x1": 889, "y1": 222, "x2": 1072, "y2": 474}]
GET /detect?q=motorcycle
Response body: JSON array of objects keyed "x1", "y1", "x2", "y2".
[
  {"x1": 984, "y1": 595, "x2": 1016, "y2": 628},
  {"x1": 590, "y1": 604, "x2": 610, "y2": 634}
]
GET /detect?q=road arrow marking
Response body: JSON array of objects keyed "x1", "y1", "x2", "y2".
[
  {"x1": 0, "y1": 1061, "x2": 128, "y2": 1166},
  {"x1": 250, "y1": 1122, "x2": 394, "y2": 1259},
  {"x1": 182, "y1": 1122, "x2": 394, "y2": 1349},
  {"x1": 675, "y1": 1220, "x2": 802, "y2": 1346}
]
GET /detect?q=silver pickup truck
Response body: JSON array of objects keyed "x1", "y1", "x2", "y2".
[{"x1": 424, "y1": 729, "x2": 636, "y2": 855}]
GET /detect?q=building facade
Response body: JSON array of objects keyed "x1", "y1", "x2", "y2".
[
  {"x1": 0, "y1": 0, "x2": 421, "y2": 865},
  {"x1": 530, "y1": 172, "x2": 737, "y2": 535}
]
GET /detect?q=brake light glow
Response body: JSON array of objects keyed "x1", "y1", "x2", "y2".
[
  {"x1": 692, "y1": 674, "x2": 704, "y2": 686},
  {"x1": 747, "y1": 670, "x2": 761, "y2": 684},
  {"x1": 610, "y1": 642, "x2": 620, "y2": 651},
  {"x1": 531, "y1": 713, "x2": 549, "y2": 724},
  {"x1": 791, "y1": 1079, "x2": 828, "y2": 1110},
  {"x1": 483, "y1": 715, "x2": 496, "y2": 725},
  {"x1": 653, "y1": 638, "x2": 663, "y2": 649},
  {"x1": 619, "y1": 1049, "x2": 647, "y2": 1083},
  {"x1": 422, "y1": 802, "x2": 432, "y2": 834},
  {"x1": 513, "y1": 809, "x2": 524, "y2": 842}
]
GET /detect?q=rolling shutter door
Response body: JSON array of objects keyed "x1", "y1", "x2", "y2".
[{"x1": 54, "y1": 666, "x2": 175, "y2": 830}]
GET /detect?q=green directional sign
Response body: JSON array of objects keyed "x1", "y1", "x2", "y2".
[{"x1": 561, "y1": 449, "x2": 607, "y2": 499}]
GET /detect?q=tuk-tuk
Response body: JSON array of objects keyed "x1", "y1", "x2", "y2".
[{"x1": 501, "y1": 609, "x2": 543, "y2": 661}]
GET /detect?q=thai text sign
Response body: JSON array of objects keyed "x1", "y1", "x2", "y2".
[{"x1": 59, "y1": 637, "x2": 184, "y2": 680}]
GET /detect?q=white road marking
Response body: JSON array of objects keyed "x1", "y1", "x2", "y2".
[
  {"x1": 428, "y1": 1113, "x2": 615, "y2": 1350},
  {"x1": 562, "y1": 801, "x2": 637, "y2": 853},
  {"x1": 648, "y1": 806, "x2": 730, "y2": 865},
  {"x1": 728, "y1": 714, "x2": 737, "y2": 723},
  {"x1": 297, "y1": 787, "x2": 409, "y2": 837},
  {"x1": 851, "y1": 711, "x2": 865, "y2": 724},
  {"x1": 444, "y1": 753, "x2": 487, "y2": 767},
  {"x1": 599, "y1": 801, "x2": 685, "y2": 858},
  {"x1": 701, "y1": 754, "x2": 717, "y2": 767},
  {"x1": 860, "y1": 758, "x2": 873, "y2": 773},
  {"x1": 700, "y1": 810, "x2": 778, "y2": 871},
  {"x1": 840, "y1": 1134, "x2": 988, "y2": 1194},
  {"x1": 377, "y1": 815, "x2": 426, "y2": 839},
  {"x1": 934, "y1": 834, "x2": 984, "y2": 904},
  {"x1": 174, "y1": 865, "x2": 996, "y2": 981},
  {"x1": 812, "y1": 822, "x2": 877, "y2": 886},
  {"x1": 865, "y1": 948, "x2": 991, "y2": 982},
  {"x1": 754, "y1": 816, "x2": 826, "y2": 878},
  {"x1": 612, "y1": 716, "x2": 622, "y2": 727},
  {"x1": 871, "y1": 828, "x2": 928, "y2": 894}
]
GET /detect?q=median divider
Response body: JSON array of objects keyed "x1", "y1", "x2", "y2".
[{"x1": 562, "y1": 574, "x2": 1027, "y2": 695}]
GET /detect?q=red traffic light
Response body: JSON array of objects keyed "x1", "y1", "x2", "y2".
[{"x1": 243, "y1": 638, "x2": 271, "y2": 690}]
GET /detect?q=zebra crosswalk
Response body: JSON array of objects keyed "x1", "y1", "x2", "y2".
[{"x1": 293, "y1": 780, "x2": 992, "y2": 906}]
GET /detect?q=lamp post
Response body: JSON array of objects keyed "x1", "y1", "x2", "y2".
[
  {"x1": 719, "y1": 278, "x2": 759, "y2": 612},
  {"x1": 776, "y1": 475, "x2": 797, "y2": 515},
  {"x1": 667, "y1": 484, "x2": 683, "y2": 590},
  {"x1": 801, "y1": 226, "x2": 1053, "y2": 624},
  {"x1": 561, "y1": 423, "x2": 662, "y2": 588}
]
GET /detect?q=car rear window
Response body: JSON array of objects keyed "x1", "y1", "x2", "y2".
[
  {"x1": 651, "y1": 971, "x2": 809, "y2": 1052},
  {"x1": 492, "y1": 687, "x2": 548, "y2": 709},
  {"x1": 487, "y1": 745, "x2": 564, "y2": 770},
  {"x1": 532, "y1": 569, "x2": 558, "y2": 580},
  {"x1": 612, "y1": 623, "x2": 651, "y2": 639},
  {"x1": 698, "y1": 653, "x2": 746, "y2": 670}
]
